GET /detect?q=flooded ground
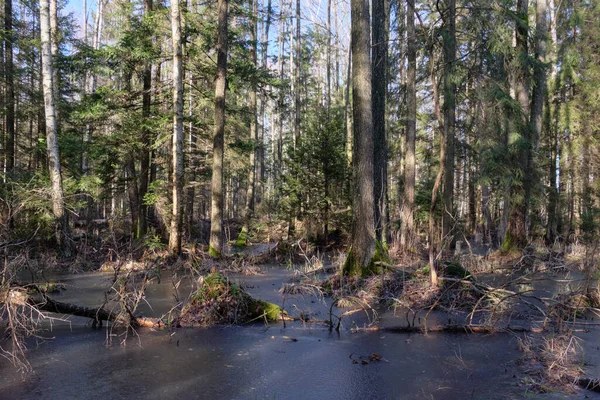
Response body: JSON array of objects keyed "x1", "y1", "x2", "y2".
[{"x1": 1, "y1": 262, "x2": 599, "y2": 399}]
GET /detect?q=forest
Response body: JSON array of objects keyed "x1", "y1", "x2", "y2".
[{"x1": 1, "y1": 0, "x2": 600, "y2": 397}]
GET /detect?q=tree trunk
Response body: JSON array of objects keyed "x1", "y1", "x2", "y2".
[
  {"x1": 5, "y1": 0, "x2": 15, "y2": 172},
  {"x1": 400, "y1": 0, "x2": 416, "y2": 250},
  {"x1": 49, "y1": 0, "x2": 59, "y2": 109},
  {"x1": 169, "y1": 0, "x2": 184, "y2": 255},
  {"x1": 372, "y1": 0, "x2": 389, "y2": 244},
  {"x1": 344, "y1": 44, "x2": 352, "y2": 166},
  {"x1": 530, "y1": 0, "x2": 547, "y2": 153},
  {"x1": 209, "y1": 0, "x2": 229, "y2": 257},
  {"x1": 138, "y1": 0, "x2": 154, "y2": 239},
  {"x1": 545, "y1": 0, "x2": 559, "y2": 244},
  {"x1": 506, "y1": 0, "x2": 530, "y2": 249},
  {"x1": 294, "y1": 0, "x2": 301, "y2": 147},
  {"x1": 442, "y1": 0, "x2": 456, "y2": 250},
  {"x1": 427, "y1": 42, "x2": 444, "y2": 287},
  {"x1": 40, "y1": 0, "x2": 71, "y2": 258},
  {"x1": 241, "y1": 0, "x2": 258, "y2": 245},
  {"x1": 343, "y1": 0, "x2": 376, "y2": 276},
  {"x1": 326, "y1": 0, "x2": 332, "y2": 108}
]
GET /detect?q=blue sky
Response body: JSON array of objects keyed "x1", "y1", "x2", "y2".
[{"x1": 64, "y1": 0, "x2": 92, "y2": 38}]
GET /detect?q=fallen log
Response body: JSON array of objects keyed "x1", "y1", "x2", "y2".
[
  {"x1": 30, "y1": 295, "x2": 160, "y2": 328},
  {"x1": 352, "y1": 324, "x2": 546, "y2": 334}
]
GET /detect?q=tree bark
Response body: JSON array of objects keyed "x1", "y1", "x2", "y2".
[
  {"x1": 442, "y1": 0, "x2": 456, "y2": 250},
  {"x1": 294, "y1": 0, "x2": 301, "y2": 147},
  {"x1": 40, "y1": 0, "x2": 71, "y2": 258},
  {"x1": 506, "y1": 0, "x2": 530, "y2": 249},
  {"x1": 240, "y1": 0, "x2": 258, "y2": 244},
  {"x1": 209, "y1": 0, "x2": 229, "y2": 257},
  {"x1": 169, "y1": 0, "x2": 184, "y2": 255},
  {"x1": 372, "y1": 0, "x2": 389, "y2": 244},
  {"x1": 5, "y1": 0, "x2": 15, "y2": 172},
  {"x1": 428, "y1": 42, "x2": 444, "y2": 287},
  {"x1": 343, "y1": 0, "x2": 376, "y2": 276},
  {"x1": 400, "y1": 0, "x2": 416, "y2": 250},
  {"x1": 326, "y1": 0, "x2": 332, "y2": 108},
  {"x1": 530, "y1": 0, "x2": 547, "y2": 153},
  {"x1": 138, "y1": 0, "x2": 154, "y2": 238}
]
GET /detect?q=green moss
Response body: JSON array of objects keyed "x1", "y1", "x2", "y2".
[
  {"x1": 182, "y1": 272, "x2": 284, "y2": 325},
  {"x1": 236, "y1": 227, "x2": 248, "y2": 248},
  {"x1": 342, "y1": 240, "x2": 390, "y2": 277},
  {"x1": 255, "y1": 300, "x2": 283, "y2": 321},
  {"x1": 441, "y1": 260, "x2": 472, "y2": 279},
  {"x1": 500, "y1": 231, "x2": 514, "y2": 254},
  {"x1": 208, "y1": 246, "x2": 221, "y2": 258}
]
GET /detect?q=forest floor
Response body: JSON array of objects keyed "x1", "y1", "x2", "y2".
[{"x1": 2, "y1": 239, "x2": 600, "y2": 398}]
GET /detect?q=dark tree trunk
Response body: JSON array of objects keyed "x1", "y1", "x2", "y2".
[
  {"x1": 506, "y1": 0, "x2": 531, "y2": 249},
  {"x1": 209, "y1": 0, "x2": 229, "y2": 257},
  {"x1": 343, "y1": 0, "x2": 376, "y2": 276},
  {"x1": 372, "y1": 0, "x2": 389, "y2": 244},
  {"x1": 5, "y1": 0, "x2": 15, "y2": 172},
  {"x1": 138, "y1": 0, "x2": 154, "y2": 239},
  {"x1": 242, "y1": 0, "x2": 259, "y2": 243},
  {"x1": 442, "y1": 0, "x2": 456, "y2": 250},
  {"x1": 400, "y1": 0, "x2": 415, "y2": 250}
]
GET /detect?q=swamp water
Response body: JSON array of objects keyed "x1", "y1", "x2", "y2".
[{"x1": 1, "y1": 266, "x2": 597, "y2": 399}]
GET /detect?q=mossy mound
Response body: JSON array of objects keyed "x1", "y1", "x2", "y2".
[
  {"x1": 440, "y1": 260, "x2": 472, "y2": 280},
  {"x1": 176, "y1": 273, "x2": 284, "y2": 326}
]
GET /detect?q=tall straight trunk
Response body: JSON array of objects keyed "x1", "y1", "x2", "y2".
[
  {"x1": 428, "y1": 44, "x2": 444, "y2": 287},
  {"x1": 294, "y1": 0, "x2": 301, "y2": 146},
  {"x1": 333, "y1": 0, "x2": 339, "y2": 95},
  {"x1": 326, "y1": 0, "x2": 332, "y2": 108},
  {"x1": 169, "y1": 0, "x2": 184, "y2": 255},
  {"x1": 126, "y1": 156, "x2": 141, "y2": 238},
  {"x1": 83, "y1": 0, "x2": 103, "y2": 176},
  {"x1": 257, "y1": 0, "x2": 272, "y2": 200},
  {"x1": 530, "y1": 0, "x2": 547, "y2": 153},
  {"x1": 242, "y1": 0, "x2": 258, "y2": 242},
  {"x1": 274, "y1": 2, "x2": 285, "y2": 187},
  {"x1": 372, "y1": 0, "x2": 389, "y2": 244},
  {"x1": 545, "y1": 0, "x2": 558, "y2": 244},
  {"x1": 442, "y1": 0, "x2": 456, "y2": 249},
  {"x1": 186, "y1": 74, "x2": 196, "y2": 234},
  {"x1": 138, "y1": 0, "x2": 154, "y2": 238},
  {"x1": 400, "y1": 0, "x2": 415, "y2": 249},
  {"x1": 344, "y1": 44, "x2": 352, "y2": 166},
  {"x1": 209, "y1": 0, "x2": 229, "y2": 257},
  {"x1": 507, "y1": 0, "x2": 530, "y2": 248},
  {"x1": 40, "y1": 0, "x2": 71, "y2": 258},
  {"x1": 528, "y1": 0, "x2": 547, "y2": 236},
  {"x1": 5, "y1": 0, "x2": 15, "y2": 172},
  {"x1": 49, "y1": 0, "x2": 59, "y2": 109},
  {"x1": 343, "y1": 0, "x2": 376, "y2": 276}
]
